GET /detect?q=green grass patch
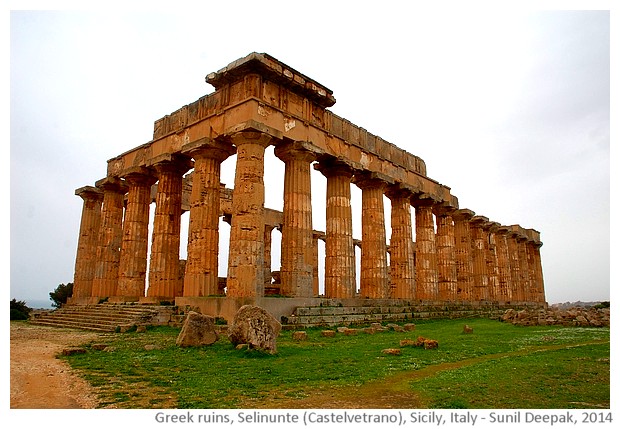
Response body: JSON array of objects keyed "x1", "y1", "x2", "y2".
[{"x1": 60, "y1": 318, "x2": 610, "y2": 409}]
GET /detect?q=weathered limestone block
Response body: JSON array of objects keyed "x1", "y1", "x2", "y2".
[
  {"x1": 176, "y1": 311, "x2": 219, "y2": 347},
  {"x1": 400, "y1": 339, "x2": 417, "y2": 347},
  {"x1": 292, "y1": 331, "x2": 308, "y2": 341},
  {"x1": 404, "y1": 323, "x2": 417, "y2": 331},
  {"x1": 228, "y1": 305, "x2": 281, "y2": 354},
  {"x1": 382, "y1": 348, "x2": 402, "y2": 355},
  {"x1": 321, "y1": 330, "x2": 336, "y2": 337},
  {"x1": 463, "y1": 324, "x2": 474, "y2": 334}
]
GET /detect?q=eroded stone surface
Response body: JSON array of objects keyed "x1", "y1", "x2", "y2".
[
  {"x1": 228, "y1": 305, "x2": 281, "y2": 354},
  {"x1": 176, "y1": 311, "x2": 219, "y2": 347}
]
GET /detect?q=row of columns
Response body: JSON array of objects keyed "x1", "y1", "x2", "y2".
[{"x1": 72, "y1": 131, "x2": 544, "y2": 304}]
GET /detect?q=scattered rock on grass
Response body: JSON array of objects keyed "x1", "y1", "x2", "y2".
[{"x1": 176, "y1": 311, "x2": 219, "y2": 347}]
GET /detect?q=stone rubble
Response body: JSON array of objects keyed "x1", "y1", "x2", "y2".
[{"x1": 501, "y1": 307, "x2": 610, "y2": 327}]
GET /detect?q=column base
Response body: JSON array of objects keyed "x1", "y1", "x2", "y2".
[
  {"x1": 139, "y1": 296, "x2": 176, "y2": 305},
  {"x1": 108, "y1": 296, "x2": 142, "y2": 304},
  {"x1": 66, "y1": 296, "x2": 100, "y2": 305}
]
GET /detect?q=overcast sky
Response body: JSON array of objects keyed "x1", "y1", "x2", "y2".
[{"x1": 7, "y1": 2, "x2": 612, "y2": 308}]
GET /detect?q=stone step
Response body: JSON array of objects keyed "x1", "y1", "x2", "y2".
[{"x1": 29, "y1": 304, "x2": 170, "y2": 332}]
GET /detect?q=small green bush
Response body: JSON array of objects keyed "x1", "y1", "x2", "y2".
[{"x1": 10, "y1": 299, "x2": 31, "y2": 320}]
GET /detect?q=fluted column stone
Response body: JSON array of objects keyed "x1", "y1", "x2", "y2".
[
  {"x1": 495, "y1": 226, "x2": 513, "y2": 302},
  {"x1": 354, "y1": 173, "x2": 390, "y2": 299},
  {"x1": 506, "y1": 230, "x2": 523, "y2": 301},
  {"x1": 483, "y1": 221, "x2": 501, "y2": 301},
  {"x1": 72, "y1": 186, "x2": 103, "y2": 299},
  {"x1": 148, "y1": 157, "x2": 192, "y2": 299},
  {"x1": 452, "y1": 209, "x2": 475, "y2": 301},
  {"x1": 470, "y1": 216, "x2": 490, "y2": 301},
  {"x1": 434, "y1": 206, "x2": 458, "y2": 301},
  {"x1": 386, "y1": 187, "x2": 416, "y2": 299},
  {"x1": 226, "y1": 131, "x2": 273, "y2": 298},
  {"x1": 182, "y1": 141, "x2": 235, "y2": 297},
  {"x1": 92, "y1": 177, "x2": 127, "y2": 298},
  {"x1": 275, "y1": 141, "x2": 320, "y2": 298},
  {"x1": 117, "y1": 168, "x2": 157, "y2": 299},
  {"x1": 412, "y1": 196, "x2": 439, "y2": 301},
  {"x1": 315, "y1": 160, "x2": 356, "y2": 298},
  {"x1": 511, "y1": 226, "x2": 532, "y2": 303}
]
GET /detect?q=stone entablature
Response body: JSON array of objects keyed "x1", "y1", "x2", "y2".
[{"x1": 70, "y1": 52, "x2": 545, "y2": 309}]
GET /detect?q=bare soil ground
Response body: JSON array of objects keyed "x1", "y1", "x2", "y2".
[{"x1": 10, "y1": 322, "x2": 104, "y2": 409}]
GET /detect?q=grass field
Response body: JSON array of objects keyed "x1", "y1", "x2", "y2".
[{"x1": 60, "y1": 318, "x2": 610, "y2": 409}]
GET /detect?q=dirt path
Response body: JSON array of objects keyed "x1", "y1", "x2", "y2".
[{"x1": 10, "y1": 322, "x2": 104, "y2": 409}]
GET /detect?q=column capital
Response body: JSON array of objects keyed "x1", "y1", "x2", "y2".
[
  {"x1": 95, "y1": 176, "x2": 128, "y2": 194},
  {"x1": 230, "y1": 130, "x2": 274, "y2": 148},
  {"x1": 75, "y1": 186, "x2": 103, "y2": 202},
  {"x1": 312, "y1": 230, "x2": 326, "y2": 241},
  {"x1": 470, "y1": 215, "x2": 490, "y2": 227},
  {"x1": 411, "y1": 193, "x2": 439, "y2": 207},
  {"x1": 122, "y1": 166, "x2": 157, "y2": 187},
  {"x1": 433, "y1": 201, "x2": 458, "y2": 217},
  {"x1": 314, "y1": 158, "x2": 355, "y2": 178},
  {"x1": 452, "y1": 208, "x2": 475, "y2": 221},
  {"x1": 482, "y1": 221, "x2": 501, "y2": 232},
  {"x1": 274, "y1": 140, "x2": 323, "y2": 163},
  {"x1": 152, "y1": 156, "x2": 193, "y2": 178},
  {"x1": 352, "y1": 171, "x2": 391, "y2": 190},
  {"x1": 181, "y1": 137, "x2": 236, "y2": 162}
]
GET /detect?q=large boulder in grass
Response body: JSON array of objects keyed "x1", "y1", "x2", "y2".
[
  {"x1": 176, "y1": 311, "x2": 219, "y2": 347},
  {"x1": 228, "y1": 305, "x2": 281, "y2": 354}
]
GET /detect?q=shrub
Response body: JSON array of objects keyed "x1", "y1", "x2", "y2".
[
  {"x1": 10, "y1": 299, "x2": 31, "y2": 320},
  {"x1": 50, "y1": 282, "x2": 74, "y2": 308}
]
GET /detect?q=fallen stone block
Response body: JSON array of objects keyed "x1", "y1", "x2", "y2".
[
  {"x1": 382, "y1": 348, "x2": 402, "y2": 356},
  {"x1": 463, "y1": 324, "x2": 474, "y2": 334},
  {"x1": 321, "y1": 330, "x2": 336, "y2": 337},
  {"x1": 228, "y1": 305, "x2": 281, "y2": 354},
  {"x1": 399, "y1": 339, "x2": 417, "y2": 347},
  {"x1": 61, "y1": 347, "x2": 87, "y2": 356},
  {"x1": 292, "y1": 331, "x2": 308, "y2": 341},
  {"x1": 176, "y1": 311, "x2": 219, "y2": 347},
  {"x1": 404, "y1": 323, "x2": 416, "y2": 331}
]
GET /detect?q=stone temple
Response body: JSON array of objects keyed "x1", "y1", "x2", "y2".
[{"x1": 68, "y1": 52, "x2": 545, "y2": 323}]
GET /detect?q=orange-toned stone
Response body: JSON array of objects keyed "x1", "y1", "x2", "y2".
[
  {"x1": 92, "y1": 177, "x2": 127, "y2": 298},
  {"x1": 354, "y1": 173, "x2": 389, "y2": 299},
  {"x1": 452, "y1": 209, "x2": 475, "y2": 301},
  {"x1": 434, "y1": 206, "x2": 457, "y2": 301},
  {"x1": 148, "y1": 157, "x2": 192, "y2": 300},
  {"x1": 183, "y1": 141, "x2": 235, "y2": 297},
  {"x1": 315, "y1": 160, "x2": 356, "y2": 298},
  {"x1": 226, "y1": 131, "x2": 273, "y2": 298},
  {"x1": 482, "y1": 221, "x2": 501, "y2": 301},
  {"x1": 72, "y1": 186, "x2": 103, "y2": 298},
  {"x1": 469, "y1": 216, "x2": 490, "y2": 301},
  {"x1": 495, "y1": 226, "x2": 514, "y2": 302},
  {"x1": 385, "y1": 186, "x2": 416, "y2": 299},
  {"x1": 275, "y1": 141, "x2": 320, "y2": 298},
  {"x1": 412, "y1": 196, "x2": 439, "y2": 300},
  {"x1": 117, "y1": 168, "x2": 157, "y2": 299}
]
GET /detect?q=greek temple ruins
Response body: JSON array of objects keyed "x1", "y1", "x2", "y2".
[{"x1": 68, "y1": 52, "x2": 545, "y2": 322}]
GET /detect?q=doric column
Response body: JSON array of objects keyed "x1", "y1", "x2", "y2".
[
  {"x1": 353, "y1": 173, "x2": 390, "y2": 299},
  {"x1": 411, "y1": 195, "x2": 439, "y2": 301},
  {"x1": 315, "y1": 160, "x2": 356, "y2": 298},
  {"x1": 434, "y1": 205, "x2": 458, "y2": 301},
  {"x1": 470, "y1": 216, "x2": 489, "y2": 301},
  {"x1": 452, "y1": 209, "x2": 475, "y2": 301},
  {"x1": 506, "y1": 230, "x2": 523, "y2": 301},
  {"x1": 274, "y1": 141, "x2": 320, "y2": 298},
  {"x1": 72, "y1": 186, "x2": 103, "y2": 298},
  {"x1": 226, "y1": 131, "x2": 273, "y2": 298},
  {"x1": 511, "y1": 225, "x2": 532, "y2": 303},
  {"x1": 92, "y1": 177, "x2": 127, "y2": 298},
  {"x1": 495, "y1": 226, "x2": 513, "y2": 302},
  {"x1": 148, "y1": 156, "x2": 192, "y2": 300},
  {"x1": 483, "y1": 221, "x2": 501, "y2": 301},
  {"x1": 312, "y1": 231, "x2": 325, "y2": 297},
  {"x1": 182, "y1": 140, "x2": 235, "y2": 297},
  {"x1": 526, "y1": 230, "x2": 545, "y2": 303},
  {"x1": 117, "y1": 168, "x2": 157, "y2": 300},
  {"x1": 385, "y1": 186, "x2": 416, "y2": 299}
]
